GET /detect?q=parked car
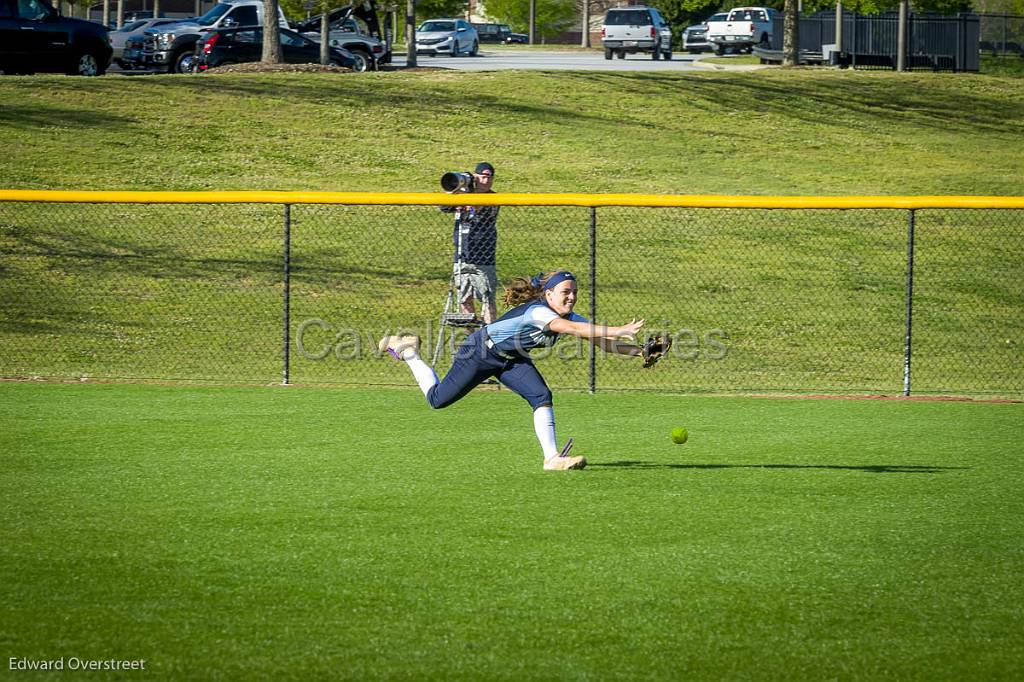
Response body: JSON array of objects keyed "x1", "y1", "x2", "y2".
[
  {"x1": 196, "y1": 26, "x2": 357, "y2": 71},
  {"x1": 600, "y1": 5, "x2": 672, "y2": 61},
  {"x1": 415, "y1": 18, "x2": 479, "y2": 56},
  {"x1": 472, "y1": 22, "x2": 509, "y2": 43},
  {"x1": 109, "y1": 18, "x2": 179, "y2": 69},
  {"x1": 293, "y1": 2, "x2": 390, "y2": 72},
  {"x1": 120, "y1": 34, "x2": 147, "y2": 69},
  {"x1": 682, "y1": 12, "x2": 726, "y2": 53},
  {"x1": 504, "y1": 30, "x2": 528, "y2": 44},
  {"x1": 0, "y1": 0, "x2": 112, "y2": 75},
  {"x1": 143, "y1": 0, "x2": 289, "y2": 74},
  {"x1": 707, "y1": 6, "x2": 775, "y2": 55},
  {"x1": 122, "y1": 11, "x2": 155, "y2": 22}
]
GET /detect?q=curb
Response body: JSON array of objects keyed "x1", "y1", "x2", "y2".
[{"x1": 689, "y1": 58, "x2": 722, "y2": 70}]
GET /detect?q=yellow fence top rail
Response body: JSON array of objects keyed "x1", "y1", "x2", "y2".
[{"x1": 1, "y1": 190, "x2": 1023, "y2": 210}]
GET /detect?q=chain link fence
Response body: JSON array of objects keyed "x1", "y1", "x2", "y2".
[
  {"x1": 979, "y1": 13, "x2": 1024, "y2": 55},
  {"x1": 1, "y1": 195, "x2": 1022, "y2": 398}
]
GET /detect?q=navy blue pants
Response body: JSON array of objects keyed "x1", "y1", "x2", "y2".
[{"x1": 427, "y1": 330, "x2": 553, "y2": 410}]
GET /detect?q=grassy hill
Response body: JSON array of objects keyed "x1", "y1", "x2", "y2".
[
  {"x1": 1, "y1": 68, "x2": 1022, "y2": 195},
  {"x1": 1, "y1": 69, "x2": 1022, "y2": 395}
]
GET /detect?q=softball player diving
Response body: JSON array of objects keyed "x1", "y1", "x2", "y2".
[{"x1": 379, "y1": 270, "x2": 670, "y2": 471}]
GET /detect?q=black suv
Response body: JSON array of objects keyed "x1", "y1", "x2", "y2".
[
  {"x1": 196, "y1": 26, "x2": 357, "y2": 71},
  {"x1": 0, "y1": 0, "x2": 112, "y2": 75},
  {"x1": 471, "y1": 22, "x2": 509, "y2": 43}
]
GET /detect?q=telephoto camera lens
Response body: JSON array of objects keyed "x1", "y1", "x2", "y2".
[{"x1": 441, "y1": 172, "x2": 475, "y2": 192}]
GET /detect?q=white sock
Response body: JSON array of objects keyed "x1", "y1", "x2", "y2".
[
  {"x1": 533, "y1": 406, "x2": 559, "y2": 460},
  {"x1": 404, "y1": 354, "x2": 439, "y2": 397}
]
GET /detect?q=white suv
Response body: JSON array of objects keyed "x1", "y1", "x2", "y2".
[{"x1": 601, "y1": 6, "x2": 673, "y2": 61}]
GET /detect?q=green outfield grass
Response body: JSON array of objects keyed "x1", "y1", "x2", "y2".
[
  {"x1": 1, "y1": 69, "x2": 1022, "y2": 195},
  {"x1": 1, "y1": 382, "x2": 1022, "y2": 678}
]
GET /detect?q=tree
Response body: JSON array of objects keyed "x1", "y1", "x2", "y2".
[
  {"x1": 579, "y1": 0, "x2": 589, "y2": 46},
  {"x1": 482, "y1": 0, "x2": 576, "y2": 40},
  {"x1": 975, "y1": 0, "x2": 1024, "y2": 12},
  {"x1": 262, "y1": 0, "x2": 283, "y2": 63},
  {"x1": 279, "y1": 0, "x2": 309, "y2": 17},
  {"x1": 783, "y1": 0, "x2": 798, "y2": 66},
  {"x1": 651, "y1": 0, "x2": 723, "y2": 37},
  {"x1": 416, "y1": 0, "x2": 465, "y2": 19},
  {"x1": 320, "y1": 0, "x2": 330, "y2": 64},
  {"x1": 913, "y1": 0, "x2": 972, "y2": 12}
]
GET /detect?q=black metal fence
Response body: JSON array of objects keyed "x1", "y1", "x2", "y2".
[
  {"x1": 1, "y1": 196, "x2": 1022, "y2": 398},
  {"x1": 771, "y1": 11, "x2": 980, "y2": 71}
]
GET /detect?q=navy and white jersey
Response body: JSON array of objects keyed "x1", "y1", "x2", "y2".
[{"x1": 485, "y1": 300, "x2": 588, "y2": 358}]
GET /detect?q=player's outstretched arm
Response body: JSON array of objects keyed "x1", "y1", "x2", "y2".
[
  {"x1": 592, "y1": 337, "x2": 643, "y2": 356},
  {"x1": 592, "y1": 334, "x2": 674, "y2": 366},
  {"x1": 548, "y1": 317, "x2": 645, "y2": 340}
]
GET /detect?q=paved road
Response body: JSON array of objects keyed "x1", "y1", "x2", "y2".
[
  {"x1": 108, "y1": 49, "x2": 764, "y2": 75},
  {"x1": 394, "y1": 48, "x2": 715, "y2": 72}
]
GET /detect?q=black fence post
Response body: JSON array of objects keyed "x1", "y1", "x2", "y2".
[
  {"x1": 902, "y1": 209, "x2": 916, "y2": 396},
  {"x1": 283, "y1": 204, "x2": 292, "y2": 386},
  {"x1": 589, "y1": 206, "x2": 597, "y2": 395}
]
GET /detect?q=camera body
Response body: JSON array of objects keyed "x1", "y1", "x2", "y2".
[{"x1": 441, "y1": 171, "x2": 475, "y2": 193}]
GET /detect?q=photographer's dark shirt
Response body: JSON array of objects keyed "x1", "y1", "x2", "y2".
[{"x1": 447, "y1": 199, "x2": 499, "y2": 266}]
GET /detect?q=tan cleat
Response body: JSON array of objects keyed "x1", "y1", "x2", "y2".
[
  {"x1": 378, "y1": 335, "x2": 421, "y2": 361},
  {"x1": 543, "y1": 455, "x2": 587, "y2": 471}
]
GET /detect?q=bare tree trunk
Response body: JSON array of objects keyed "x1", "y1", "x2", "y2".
[
  {"x1": 320, "y1": 0, "x2": 329, "y2": 64},
  {"x1": 116, "y1": 0, "x2": 123, "y2": 28},
  {"x1": 153, "y1": 0, "x2": 160, "y2": 18},
  {"x1": 405, "y1": 0, "x2": 416, "y2": 67},
  {"x1": 528, "y1": 0, "x2": 535, "y2": 45},
  {"x1": 580, "y1": 0, "x2": 589, "y2": 48},
  {"x1": 783, "y1": 0, "x2": 799, "y2": 67},
  {"x1": 102, "y1": 0, "x2": 109, "y2": 27},
  {"x1": 896, "y1": 0, "x2": 908, "y2": 71},
  {"x1": 834, "y1": 0, "x2": 843, "y2": 56},
  {"x1": 262, "y1": 0, "x2": 282, "y2": 63}
]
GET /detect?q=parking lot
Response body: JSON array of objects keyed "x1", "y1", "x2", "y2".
[
  {"x1": 400, "y1": 48, "x2": 713, "y2": 71},
  {"x1": 107, "y1": 49, "x2": 764, "y2": 74}
]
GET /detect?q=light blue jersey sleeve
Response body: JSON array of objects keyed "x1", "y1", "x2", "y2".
[
  {"x1": 524, "y1": 307, "x2": 589, "y2": 332},
  {"x1": 486, "y1": 303, "x2": 589, "y2": 356}
]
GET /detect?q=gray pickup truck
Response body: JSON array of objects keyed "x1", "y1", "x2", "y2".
[
  {"x1": 142, "y1": 0, "x2": 288, "y2": 74},
  {"x1": 292, "y1": 2, "x2": 392, "y2": 72}
]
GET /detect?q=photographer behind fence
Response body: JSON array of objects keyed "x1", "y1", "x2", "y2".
[{"x1": 440, "y1": 162, "x2": 499, "y2": 324}]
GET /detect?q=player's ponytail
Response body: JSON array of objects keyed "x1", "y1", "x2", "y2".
[{"x1": 502, "y1": 271, "x2": 563, "y2": 308}]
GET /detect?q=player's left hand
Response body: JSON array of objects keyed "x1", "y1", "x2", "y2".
[
  {"x1": 640, "y1": 335, "x2": 672, "y2": 368},
  {"x1": 617, "y1": 318, "x2": 645, "y2": 340}
]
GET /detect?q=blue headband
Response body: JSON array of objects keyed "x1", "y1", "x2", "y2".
[{"x1": 542, "y1": 271, "x2": 576, "y2": 291}]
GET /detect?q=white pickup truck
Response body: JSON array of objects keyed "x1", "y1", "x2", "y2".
[{"x1": 707, "y1": 6, "x2": 776, "y2": 55}]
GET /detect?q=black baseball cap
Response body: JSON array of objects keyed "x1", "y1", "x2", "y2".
[{"x1": 475, "y1": 162, "x2": 495, "y2": 175}]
